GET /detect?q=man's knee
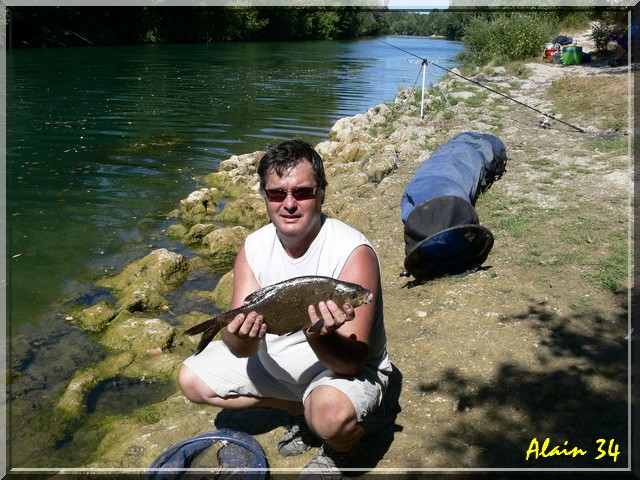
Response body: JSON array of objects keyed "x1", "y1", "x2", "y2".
[
  {"x1": 306, "y1": 386, "x2": 357, "y2": 437},
  {"x1": 178, "y1": 364, "x2": 214, "y2": 403}
]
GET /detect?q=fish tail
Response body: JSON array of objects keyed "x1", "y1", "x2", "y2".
[
  {"x1": 195, "y1": 323, "x2": 223, "y2": 354},
  {"x1": 186, "y1": 310, "x2": 238, "y2": 354},
  {"x1": 184, "y1": 317, "x2": 217, "y2": 335}
]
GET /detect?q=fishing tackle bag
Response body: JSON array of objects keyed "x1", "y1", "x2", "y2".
[
  {"x1": 401, "y1": 132, "x2": 507, "y2": 279},
  {"x1": 146, "y1": 428, "x2": 269, "y2": 480}
]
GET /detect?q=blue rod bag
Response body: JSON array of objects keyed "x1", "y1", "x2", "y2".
[{"x1": 401, "y1": 132, "x2": 507, "y2": 279}]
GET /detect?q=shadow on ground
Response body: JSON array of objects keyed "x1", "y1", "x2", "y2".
[{"x1": 418, "y1": 292, "x2": 630, "y2": 469}]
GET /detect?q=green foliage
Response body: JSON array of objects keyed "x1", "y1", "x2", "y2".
[
  {"x1": 590, "y1": 9, "x2": 629, "y2": 53},
  {"x1": 591, "y1": 19, "x2": 613, "y2": 51},
  {"x1": 378, "y1": 10, "x2": 481, "y2": 39},
  {"x1": 8, "y1": 6, "x2": 484, "y2": 47},
  {"x1": 459, "y1": 12, "x2": 557, "y2": 66},
  {"x1": 8, "y1": 6, "x2": 370, "y2": 46},
  {"x1": 553, "y1": 9, "x2": 591, "y2": 31}
]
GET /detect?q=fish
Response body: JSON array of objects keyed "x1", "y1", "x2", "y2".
[{"x1": 185, "y1": 275, "x2": 373, "y2": 355}]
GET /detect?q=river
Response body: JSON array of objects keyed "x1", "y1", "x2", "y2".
[{"x1": 8, "y1": 36, "x2": 462, "y2": 331}]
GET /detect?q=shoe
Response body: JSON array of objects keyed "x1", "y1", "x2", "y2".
[
  {"x1": 299, "y1": 443, "x2": 359, "y2": 480},
  {"x1": 277, "y1": 414, "x2": 320, "y2": 457}
]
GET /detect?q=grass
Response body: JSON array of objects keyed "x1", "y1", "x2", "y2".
[
  {"x1": 584, "y1": 135, "x2": 629, "y2": 154},
  {"x1": 480, "y1": 178, "x2": 629, "y2": 291},
  {"x1": 547, "y1": 76, "x2": 629, "y2": 133},
  {"x1": 590, "y1": 244, "x2": 630, "y2": 293},
  {"x1": 525, "y1": 157, "x2": 556, "y2": 169}
]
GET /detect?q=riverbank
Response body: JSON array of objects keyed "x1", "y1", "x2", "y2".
[{"x1": 11, "y1": 40, "x2": 632, "y2": 473}]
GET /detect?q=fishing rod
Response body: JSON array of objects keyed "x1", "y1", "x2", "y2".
[{"x1": 377, "y1": 38, "x2": 586, "y2": 133}]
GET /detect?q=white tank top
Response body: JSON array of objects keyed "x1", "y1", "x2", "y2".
[{"x1": 244, "y1": 215, "x2": 391, "y2": 384}]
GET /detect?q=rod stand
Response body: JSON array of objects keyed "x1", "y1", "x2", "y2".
[{"x1": 419, "y1": 58, "x2": 451, "y2": 120}]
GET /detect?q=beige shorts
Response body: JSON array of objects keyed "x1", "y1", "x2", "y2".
[{"x1": 182, "y1": 340, "x2": 390, "y2": 422}]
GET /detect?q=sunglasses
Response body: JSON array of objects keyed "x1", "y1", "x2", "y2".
[{"x1": 264, "y1": 186, "x2": 318, "y2": 202}]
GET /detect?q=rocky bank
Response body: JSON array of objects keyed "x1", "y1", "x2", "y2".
[{"x1": 11, "y1": 32, "x2": 632, "y2": 474}]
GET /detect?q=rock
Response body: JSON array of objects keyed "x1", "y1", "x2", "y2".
[
  {"x1": 180, "y1": 311, "x2": 217, "y2": 349},
  {"x1": 450, "y1": 91, "x2": 476, "y2": 100},
  {"x1": 209, "y1": 270, "x2": 234, "y2": 310},
  {"x1": 204, "y1": 151, "x2": 263, "y2": 199},
  {"x1": 121, "y1": 288, "x2": 169, "y2": 313},
  {"x1": 315, "y1": 140, "x2": 340, "y2": 161},
  {"x1": 165, "y1": 223, "x2": 188, "y2": 241},
  {"x1": 184, "y1": 223, "x2": 219, "y2": 245},
  {"x1": 218, "y1": 150, "x2": 264, "y2": 176},
  {"x1": 328, "y1": 170, "x2": 369, "y2": 192},
  {"x1": 100, "y1": 314, "x2": 177, "y2": 353},
  {"x1": 363, "y1": 144, "x2": 398, "y2": 183},
  {"x1": 57, "y1": 351, "x2": 136, "y2": 418},
  {"x1": 214, "y1": 195, "x2": 269, "y2": 229},
  {"x1": 201, "y1": 226, "x2": 251, "y2": 270},
  {"x1": 365, "y1": 103, "x2": 393, "y2": 126},
  {"x1": 177, "y1": 187, "x2": 222, "y2": 226},
  {"x1": 97, "y1": 248, "x2": 190, "y2": 312},
  {"x1": 335, "y1": 142, "x2": 374, "y2": 164},
  {"x1": 76, "y1": 301, "x2": 118, "y2": 333},
  {"x1": 329, "y1": 113, "x2": 367, "y2": 142},
  {"x1": 180, "y1": 311, "x2": 214, "y2": 331},
  {"x1": 203, "y1": 170, "x2": 232, "y2": 190}
]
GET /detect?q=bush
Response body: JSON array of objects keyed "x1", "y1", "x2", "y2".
[
  {"x1": 591, "y1": 19, "x2": 613, "y2": 51},
  {"x1": 458, "y1": 12, "x2": 557, "y2": 66}
]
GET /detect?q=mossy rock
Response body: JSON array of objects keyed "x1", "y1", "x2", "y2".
[
  {"x1": 203, "y1": 170, "x2": 231, "y2": 191},
  {"x1": 165, "y1": 223, "x2": 189, "y2": 241},
  {"x1": 57, "y1": 351, "x2": 136, "y2": 418},
  {"x1": 100, "y1": 313, "x2": 177, "y2": 353},
  {"x1": 97, "y1": 249, "x2": 189, "y2": 312},
  {"x1": 180, "y1": 311, "x2": 213, "y2": 331},
  {"x1": 177, "y1": 188, "x2": 223, "y2": 225},
  {"x1": 209, "y1": 270, "x2": 234, "y2": 311},
  {"x1": 201, "y1": 226, "x2": 250, "y2": 271},
  {"x1": 179, "y1": 311, "x2": 216, "y2": 351},
  {"x1": 76, "y1": 301, "x2": 118, "y2": 333},
  {"x1": 213, "y1": 195, "x2": 269, "y2": 230},
  {"x1": 184, "y1": 223, "x2": 219, "y2": 245}
]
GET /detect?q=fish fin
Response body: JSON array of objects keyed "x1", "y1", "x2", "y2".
[
  {"x1": 307, "y1": 318, "x2": 324, "y2": 333},
  {"x1": 185, "y1": 317, "x2": 216, "y2": 335},
  {"x1": 194, "y1": 324, "x2": 223, "y2": 355}
]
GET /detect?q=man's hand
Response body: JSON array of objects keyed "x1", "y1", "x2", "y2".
[
  {"x1": 226, "y1": 311, "x2": 267, "y2": 339},
  {"x1": 222, "y1": 311, "x2": 267, "y2": 357},
  {"x1": 307, "y1": 300, "x2": 355, "y2": 335}
]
